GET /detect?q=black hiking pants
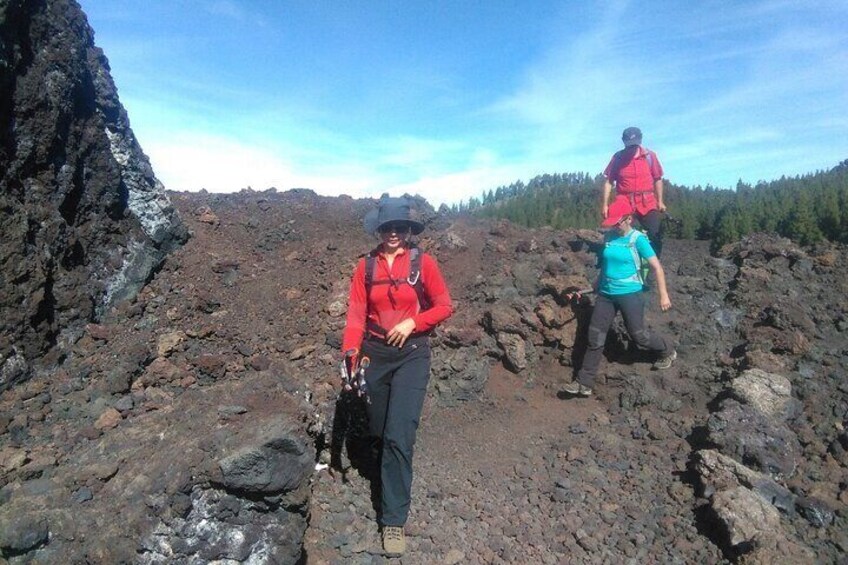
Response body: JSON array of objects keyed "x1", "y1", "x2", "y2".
[
  {"x1": 635, "y1": 209, "x2": 662, "y2": 258},
  {"x1": 361, "y1": 334, "x2": 430, "y2": 527},
  {"x1": 576, "y1": 292, "x2": 672, "y2": 388}
]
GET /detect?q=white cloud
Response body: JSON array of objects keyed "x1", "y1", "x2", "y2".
[
  {"x1": 142, "y1": 130, "x2": 526, "y2": 207},
  {"x1": 145, "y1": 134, "x2": 369, "y2": 196},
  {"x1": 390, "y1": 165, "x2": 525, "y2": 207}
]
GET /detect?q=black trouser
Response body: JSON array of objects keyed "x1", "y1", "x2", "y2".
[
  {"x1": 361, "y1": 335, "x2": 431, "y2": 527},
  {"x1": 576, "y1": 292, "x2": 671, "y2": 388},
  {"x1": 634, "y1": 209, "x2": 662, "y2": 257}
]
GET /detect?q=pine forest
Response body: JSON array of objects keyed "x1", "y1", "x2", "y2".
[{"x1": 456, "y1": 159, "x2": 848, "y2": 250}]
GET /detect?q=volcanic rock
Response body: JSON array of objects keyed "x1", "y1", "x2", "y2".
[{"x1": 0, "y1": 0, "x2": 188, "y2": 389}]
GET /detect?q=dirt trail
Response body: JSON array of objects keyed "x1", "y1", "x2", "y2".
[{"x1": 305, "y1": 356, "x2": 723, "y2": 564}]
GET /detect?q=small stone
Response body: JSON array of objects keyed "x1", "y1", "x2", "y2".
[
  {"x1": 86, "y1": 323, "x2": 112, "y2": 341},
  {"x1": 73, "y1": 487, "x2": 93, "y2": 503},
  {"x1": 218, "y1": 405, "x2": 248, "y2": 418},
  {"x1": 94, "y1": 408, "x2": 122, "y2": 430},
  {"x1": 0, "y1": 447, "x2": 28, "y2": 472},
  {"x1": 444, "y1": 549, "x2": 465, "y2": 564},
  {"x1": 289, "y1": 344, "x2": 316, "y2": 361},
  {"x1": 157, "y1": 331, "x2": 186, "y2": 357}
]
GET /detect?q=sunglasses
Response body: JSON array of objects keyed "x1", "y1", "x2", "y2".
[{"x1": 378, "y1": 223, "x2": 410, "y2": 234}]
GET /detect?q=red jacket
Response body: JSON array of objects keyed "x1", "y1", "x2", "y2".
[
  {"x1": 342, "y1": 246, "x2": 453, "y2": 352},
  {"x1": 604, "y1": 146, "x2": 664, "y2": 215}
]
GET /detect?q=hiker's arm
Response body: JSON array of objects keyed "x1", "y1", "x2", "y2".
[
  {"x1": 646, "y1": 256, "x2": 671, "y2": 311},
  {"x1": 601, "y1": 179, "x2": 613, "y2": 218},
  {"x1": 341, "y1": 259, "x2": 368, "y2": 352},
  {"x1": 386, "y1": 255, "x2": 453, "y2": 348},
  {"x1": 654, "y1": 178, "x2": 666, "y2": 212},
  {"x1": 601, "y1": 154, "x2": 619, "y2": 218},
  {"x1": 649, "y1": 151, "x2": 666, "y2": 212}
]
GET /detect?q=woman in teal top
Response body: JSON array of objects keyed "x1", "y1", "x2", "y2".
[{"x1": 563, "y1": 200, "x2": 676, "y2": 397}]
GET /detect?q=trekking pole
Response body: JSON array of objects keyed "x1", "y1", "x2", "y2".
[
  {"x1": 340, "y1": 348, "x2": 358, "y2": 392},
  {"x1": 356, "y1": 356, "x2": 371, "y2": 404},
  {"x1": 563, "y1": 287, "x2": 595, "y2": 303}
]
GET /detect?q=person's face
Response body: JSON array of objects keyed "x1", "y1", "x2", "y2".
[
  {"x1": 615, "y1": 215, "x2": 632, "y2": 235},
  {"x1": 378, "y1": 222, "x2": 410, "y2": 250}
]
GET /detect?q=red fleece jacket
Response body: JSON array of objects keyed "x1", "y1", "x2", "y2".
[{"x1": 342, "y1": 246, "x2": 453, "y2": 352}]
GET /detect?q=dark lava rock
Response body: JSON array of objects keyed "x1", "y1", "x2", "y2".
[
  {"x1": 706, "y1": 400, "x2": 801, "y2": 479},
  {"x1": 0, "y1": 0, "x2": 188, "y2": 390},
  {"x1": 796, "y1": 495, "x2": 836, "y2": 528},
  {"x1": 217, "y1": 425, "x2": 313, "y2": 495}
]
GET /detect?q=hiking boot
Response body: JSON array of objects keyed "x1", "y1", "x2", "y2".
[
  {"x1": 653, "y1": 349, "x2": 677, "y2": 370},
  {"x1": 562, "y1": 381, "x2": 593, "y2": 397},
  {"x1": 382, "y1": 526, "x2": 406, "y2": 556}
]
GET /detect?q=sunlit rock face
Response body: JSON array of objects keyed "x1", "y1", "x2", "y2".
[{"x1": 0, "y1": 0, "x2": 188, "y2": 388}]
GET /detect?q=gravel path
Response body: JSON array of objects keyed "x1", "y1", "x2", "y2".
[{"x1": 305, "y1": 363, "x2": 727, "y2": 564}]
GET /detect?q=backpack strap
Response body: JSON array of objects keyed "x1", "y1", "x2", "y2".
[
  {"x1": 364, "y1": 253, "x2": 377, "y2": 289},
  {"x1": 600, "y1": 231, "x2": 645, "y2": 287},
  {"x1": 626, "y1": 230, "x2": 645, "y2": 285},
  {"x1": 407, "y1": 247, "x2": 431, "y2": 311},
  {"x1": 613, "y1": 149, "x2": 654, "y2": 177}
]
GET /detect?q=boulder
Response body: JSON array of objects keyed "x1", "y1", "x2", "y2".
[
  {"x1": 729, "y1": 369, "x2": 798, "y2": 420},
  {"x1": 693, "y1": 449, "x2": 795, "y2": 515},
  {"x1": 707, "y1": 400, "x2": 801, "y2": 479},
  {"x1": 711, "y1": 486, "x2": 781, "y2": 549},
  {"x1": 217, "y1": 423, "x2": 313, "y2": 495},
  {"x1": 497, "y1": 332, "x2": 528, "y2": 373}
]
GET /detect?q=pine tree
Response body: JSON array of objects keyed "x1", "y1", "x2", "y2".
[{"x1": 786, "y1": 192, "x2": 823, "y2": 245}]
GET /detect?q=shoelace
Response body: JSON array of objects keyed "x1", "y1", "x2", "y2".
[{"x1": 385, "y1": 527, "x2": 403, "y2": 541}]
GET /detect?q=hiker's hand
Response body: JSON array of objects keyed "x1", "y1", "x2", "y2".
[
  {"x1": 659, "y1": 293, "x2": 672, "y2": 311},
  {"x1": 657, "y1": 200, "x2": 667, "y2": 213},
  {"x1": 601, "y1": 203, "x2": 609, "y2": 218},
  {"x1": 565, "y1": 291, "x2": 582, "y2": 303},
  {"x1": 386, "y1": 319, "x2": 416, "y2": 348}
]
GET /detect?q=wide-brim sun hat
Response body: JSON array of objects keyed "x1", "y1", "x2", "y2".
[
  {"x1": 601, "y1": 199, "x2": 634, "y2": 227},
  {"x1": 363, "y1": 195, "x2": 425, "y2": 235}
]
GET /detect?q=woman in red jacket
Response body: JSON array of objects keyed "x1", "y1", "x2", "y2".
[{"x1": 341, "y1": 195, "x2": 453, "y2": 556}]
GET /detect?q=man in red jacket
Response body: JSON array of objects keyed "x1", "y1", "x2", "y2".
[{"x1": 602, "y1": 127, "x2": 667, "y2": 257}]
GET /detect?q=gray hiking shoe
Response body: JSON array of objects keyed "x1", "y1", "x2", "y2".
[
  {"x1": 653, "y1": 349, "x2": 677, "y2": 370},
  {"x1": 562, "y1": 381, "x2": 593, "y2": 397},
  {"x1": 382, "y1": 526, "x2": 406, "y2": 556}
]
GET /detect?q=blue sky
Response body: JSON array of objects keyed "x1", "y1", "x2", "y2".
[{"x1": 78, "y1": 0, "x2": 847, "y2": 207}]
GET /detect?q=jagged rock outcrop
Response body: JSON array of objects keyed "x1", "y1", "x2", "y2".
[{"x1": 0, "y1": 0, "x2": 188, "y2": 390}]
